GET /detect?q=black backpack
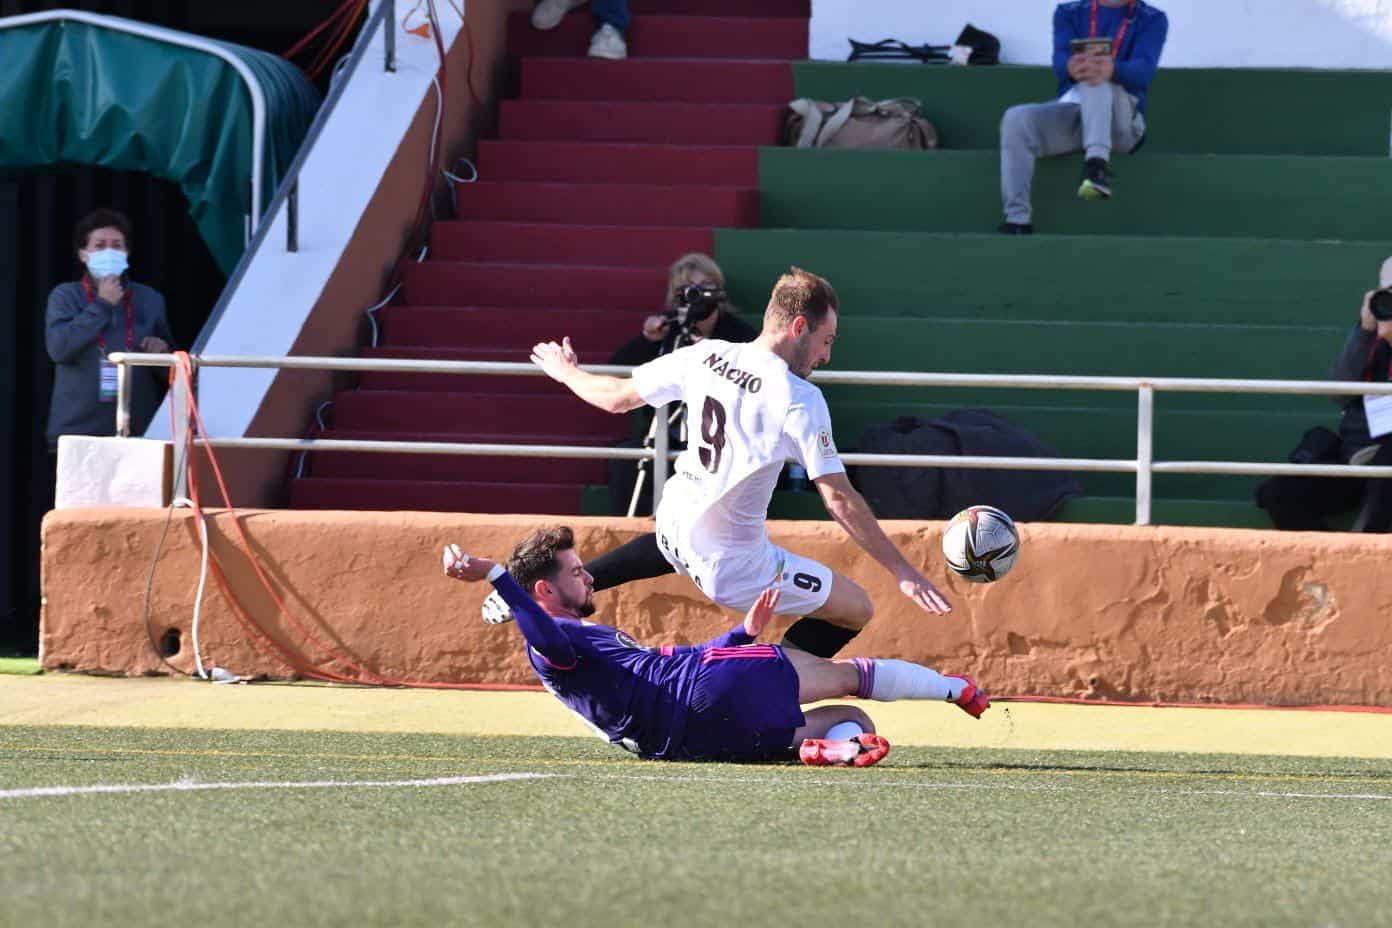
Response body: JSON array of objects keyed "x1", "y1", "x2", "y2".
[
  {"x1": 853, "y1": 408, "x2": 1082, "y2": 521},
  {"x1": 847, "y1": 25, "x2": 1001, "y2": 66}
]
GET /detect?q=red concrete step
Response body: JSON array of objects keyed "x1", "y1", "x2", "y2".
[
  {"x1": 290, "y1": 477, "x2": 585, "y2": 515},
  {"x1": 358, "y1": 346, "x2": 612, "y2": 394},
  {"x1": 498, "y1": 100, "x2": 784, "y2": 145},
  {"x1": 379, "y1": 305, "x2": 643, "y2": 349},
  {"x1": 332, "y1": 390, "x2": 629, "y2": 440},
  {"x1": 630, "y1": 0, "x2": 809, "y2": 16},
  {"x1": 507, "y1": 14, "x2": 808, "y2": 60},
  {"x1": 431, "y1": 221, "x2": 713, "y2": 265},
  {"x1": 404, "y1": 262, "x2": 667, "y2": 311},
  {"x1": 475, "y1": 141, "x2": 759, "y2": 186},
  {"x1": 519, "y1": 57, "x2": 793, "y2": 103},
  {"x1": 306, "y1": 430, "x2": 611, "y2": 484},
  {"x1": 454, "y1": 181, "x2": 759, "y2": 227}
]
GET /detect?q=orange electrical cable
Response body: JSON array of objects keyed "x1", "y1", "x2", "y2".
[
  {"x1": 166, "y1": 353, "x2": 496, "y2": 690},
  {"x1": 306, "y1": 0, "x2": 368, "y2": 82},
  {"x1": 283, "y1": 0, "x2": 360, "y2": 61}
]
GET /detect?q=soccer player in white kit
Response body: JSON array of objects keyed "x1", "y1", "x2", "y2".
[{"x1": 529, "y1": 267, "x2": 952, "y2": 658}]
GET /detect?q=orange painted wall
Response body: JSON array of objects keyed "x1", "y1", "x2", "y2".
[{"x1": 40, "y1": 509, "x2": 1392, "y2": 706}]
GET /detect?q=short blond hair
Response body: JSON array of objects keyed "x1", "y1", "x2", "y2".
[
  {"x1": 764, "y1": 267, "x2": 838, "y2": 331},
  {"x1": 665, "y1": 253, "x2": 726, "y2": 310}
]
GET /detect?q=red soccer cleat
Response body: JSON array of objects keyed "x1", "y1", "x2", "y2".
[
  {"x1": 948, "y1": 675, "x2": 991, "y2": 719},
  {"x1": 799, "y1": 733, "x2": 891, "y2": 768}
]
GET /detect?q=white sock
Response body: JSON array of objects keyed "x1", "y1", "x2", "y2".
[
  {"x1": 824, "y1": 720, "x2": 865, "y2": 742},
  {"x1": 852, "y1": 658, "x2": 962, "y2": 702}
]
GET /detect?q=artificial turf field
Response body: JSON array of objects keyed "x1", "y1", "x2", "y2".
[{"x1": 4, "y1": 675, "x2": 1391, "y2": 928}]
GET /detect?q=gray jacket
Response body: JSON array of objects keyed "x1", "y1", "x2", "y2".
[{"x1": 45, "y1": 279, "x2": 175, "y2": 446}]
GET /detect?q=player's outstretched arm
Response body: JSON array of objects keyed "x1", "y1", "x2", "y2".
[
  {"x1": 442, "y1": 545, "x2": 578, "y2": 669},
  {"x1": 812, "y1": 473, "x2": 952, "y2": 616},
  {"x1": 530, "y1": 337, "x2": 647, "y2": 414}
]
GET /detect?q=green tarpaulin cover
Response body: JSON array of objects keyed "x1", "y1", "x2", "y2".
[{"x1": 0, "y1": 13, "x2": 320, "y2": 273}]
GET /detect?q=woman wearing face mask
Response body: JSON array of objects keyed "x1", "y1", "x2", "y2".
[{"x1": 45, "y1": 209, "x2": 175, "y2": 448}]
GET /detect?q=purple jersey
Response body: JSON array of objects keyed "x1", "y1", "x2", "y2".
[{"x1": 491, "y1": 571, "x2": 784, "y2": 758}]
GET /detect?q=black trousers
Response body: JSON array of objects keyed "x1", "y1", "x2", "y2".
[
  {"x1": 585, "y1": 532, "x2": 675, "y2": 593},
  {"x1": 1256, "y1": 440, "x2": 1392, "y2": 532}
]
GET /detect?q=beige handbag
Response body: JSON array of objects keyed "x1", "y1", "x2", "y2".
[{"x1": 784, "y1": 97, "x2": 939, "y2": 150}]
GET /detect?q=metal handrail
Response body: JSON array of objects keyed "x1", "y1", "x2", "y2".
[
  {"x1": 108, "y1": 352, "x2": 1392, "y2": 525},
  {"x1": 284, "y1": 0, "x2": 396, "y2": 252}
]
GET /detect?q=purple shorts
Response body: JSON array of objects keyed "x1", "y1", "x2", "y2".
[{"x1": 677, "y1": 645, "x2": 805, "y2": 761}]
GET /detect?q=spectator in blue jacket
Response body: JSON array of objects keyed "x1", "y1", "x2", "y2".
[
  {"x1": 999, "y1": 0, "x2": 1168, "y2": 233},
  {"x1": 45, "y1": 209, "x2": 174, "y2": 447}
]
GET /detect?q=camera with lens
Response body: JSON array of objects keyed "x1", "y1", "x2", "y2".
[
  {"x1": 1370, "y1": 288, "x2": 1392, "y2": 321},
  {"x1": 665, "y1": 283, "x2": 728, "y2": 332}
]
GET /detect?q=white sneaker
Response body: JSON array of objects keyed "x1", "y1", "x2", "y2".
[
  {"x1": 481, "y1": 590, "x2": 515, "y2": 625},
  {"x1": 588, "y1": 23, "x2": 628, "y2": 60},
  {"x1": 531, "y1": 0, "x2": 586, "y2": 31}
]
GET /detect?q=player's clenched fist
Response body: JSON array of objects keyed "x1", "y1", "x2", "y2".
[{"x1": 442, "y1": 544, "x2": 496, "y2": 582}]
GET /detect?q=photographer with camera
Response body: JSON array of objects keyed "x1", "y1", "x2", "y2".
[
  {"x1": 609, "y1": 253, "x2": 754, "y2": 368},
  {"x1": 606, "y1": 253, "x2": 756, "y2": 515},
  {"x1": 1256, "y1": 259, "x2": 1392, "y2": 532}
]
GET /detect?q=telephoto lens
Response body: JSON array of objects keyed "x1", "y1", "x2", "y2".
[{"x1": 1370, "y1": 289, "x2": 1392, "y2": 321}]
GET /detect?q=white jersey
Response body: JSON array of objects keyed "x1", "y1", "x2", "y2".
[{"x1": 631, "y1": 339, "x2": 845, "y2": 561}]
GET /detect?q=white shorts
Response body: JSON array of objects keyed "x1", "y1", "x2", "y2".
[{"x1": 655, "y1": 531, "x2": 835, "y2": 616}]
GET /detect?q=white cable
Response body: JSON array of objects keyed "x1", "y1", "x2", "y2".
[
  {"x1": 444, "y1": 157, "x2": 478, "y2": 214},
  {"x1": 171, "y1": 496, "x2": 211, "y2": 680},
  {"x1": 363, "y1": 281, "x2": 403, "y2": 349},
  {"x1": 443, "y1": 157, "x2": 477, "y2": 185},
  {"x1": 296, "y1": 400, "x2": 338, "y2": 478}
]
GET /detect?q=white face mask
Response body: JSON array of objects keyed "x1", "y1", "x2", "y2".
[{"x1": 85, "y1": 248, "x2": 129, "y2": 278}]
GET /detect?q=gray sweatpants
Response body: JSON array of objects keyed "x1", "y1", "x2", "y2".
[{"x1": 999, "y1": 81, "x2": 1146, "y2": 224}]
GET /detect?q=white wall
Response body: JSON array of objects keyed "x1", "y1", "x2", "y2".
[
  {"x1": 146, "y1": 0, "x2": 463, "y2": 441},
  {"x1": 811, "y1": 0, "x2": 1392, "y2": 68}
]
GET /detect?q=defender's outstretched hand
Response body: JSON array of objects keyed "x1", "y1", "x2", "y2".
[
  {"x1": 743, "y1": 588, "x2": 780, "y2": 637},
  {"x1": 530, "y1": 337, "x2": 581, "y2": 383},
  {"x1": 898, "y1": 571, "x2": 952, "y2": 615},
  {"x1": 442, "y1": 544, "x2": 497, "y2": 583}
]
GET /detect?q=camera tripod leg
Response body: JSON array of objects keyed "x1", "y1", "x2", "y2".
[{"x1": 627, "y1": 460, "x2": 650, "y2": 518}]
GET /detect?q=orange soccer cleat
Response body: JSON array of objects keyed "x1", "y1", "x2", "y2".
[
  {"x1": 948, "y1": 675, "x2": 991, "y2": 719},
  {"x1": 799, "y1": 733, "x2": 891, "y2": 768}
]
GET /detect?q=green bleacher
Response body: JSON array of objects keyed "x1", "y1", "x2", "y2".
[
  {"x1": 791, "y1": 64, "x2": 1392, "y2": 156},
  {"x1": 721, "y1": 65, "x2": 1391, "y2": 527}
]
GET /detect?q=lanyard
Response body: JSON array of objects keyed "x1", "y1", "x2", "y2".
[
  {"x1": 1088, "y1": 0, "x2": 1137, "y2": 58},
  {"x1": 1365, "y1": 338, "x2": 1390, "y2": 383},
  {"x1": 81, "y1": 277, "x2": 135, "y2": 352}
]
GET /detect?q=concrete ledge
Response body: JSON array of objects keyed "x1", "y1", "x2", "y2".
[{"x1": 39, "y1": 509, "x2": 1392, "y2": 706}]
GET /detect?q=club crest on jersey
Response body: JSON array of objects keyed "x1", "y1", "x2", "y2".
[
  {"x1": 818, "y1": 430, "x2": 836, "y2": 458},
  {"x1": 702, "y1": 352, "x2": 762, "y2": 393}
]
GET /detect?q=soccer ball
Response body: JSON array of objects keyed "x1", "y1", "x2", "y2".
[{"x1": 941, "y1": 505, "x2": 1020, "y2": 583}]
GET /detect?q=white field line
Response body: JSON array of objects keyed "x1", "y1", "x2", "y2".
[
  {"x1": 6, "y1": 769, "x2": 1389, "y2": 804},
  {"x1": 0, "y1": 772, "x2": 556, "y2": 800}
]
